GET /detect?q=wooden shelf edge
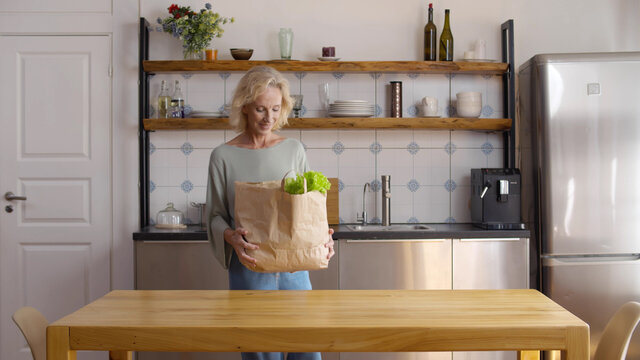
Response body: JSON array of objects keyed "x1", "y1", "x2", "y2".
[
  {"x1": 144, "y1": 118, "x2": 512, "y2": 131},
  {"x1": 143, "y1": 60, "x2": 508, "y2": 74}
]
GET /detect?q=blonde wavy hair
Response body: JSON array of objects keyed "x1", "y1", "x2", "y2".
[{"x1": 228, "y1": 66, "x2": 293, "y2": 133}]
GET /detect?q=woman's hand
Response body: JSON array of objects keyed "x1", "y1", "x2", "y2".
[
  {"x1": 224, "y1": 227, "x2": 259, "y2": 268},
  {"x1": 326, "y1": 228, "x2": 335, "y2": 260}
]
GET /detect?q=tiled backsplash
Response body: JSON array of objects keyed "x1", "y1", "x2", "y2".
[{"x1": 148, "y1": 71, "x2": 504, "y2": 225}]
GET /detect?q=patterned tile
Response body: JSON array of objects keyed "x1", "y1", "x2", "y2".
[
  {"x1": 370, "y1": 179, "x2": 381, "y2": 192},
  {"x1": 181, "y1": 180, "x2": 193, "y2": 193},
  {"x1": 407, "y1": 179, "x2": 420, "y2": 192},
  {"x1": 369, "y1": 141, "x2": 382, "y2": 154},
  {"x1": 445, "y1": 179, "x2": 457, "y2": 192},
  {"x1": 332, "y1": 141, "x2": 345, "y2": 155},
  {"x1": 180, "y1": 142, "x2": 193, "y2": 156}
]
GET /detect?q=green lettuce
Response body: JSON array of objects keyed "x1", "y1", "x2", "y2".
[{"x1": 284, "y1": 171, "x2": 331, "y2": 194}]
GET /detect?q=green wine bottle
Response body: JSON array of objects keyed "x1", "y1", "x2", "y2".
[
  {"x1": 439, "y1": 9, "x2": 453, "y2": 61},
  {"x1": 424, "y1": 3, "x2": 437, "y2": 61}
]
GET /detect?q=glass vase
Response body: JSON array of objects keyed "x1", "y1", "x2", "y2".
[{"x1": 183, "y1": 49, "x2": 204, "y2": 60}]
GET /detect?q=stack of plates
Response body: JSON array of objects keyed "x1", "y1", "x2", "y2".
[{"x1": 329, "y1": 100, "x2": 375, "y2": 117}]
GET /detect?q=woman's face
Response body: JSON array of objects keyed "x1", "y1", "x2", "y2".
[{"x1": 242, "y1": 86, "x2": 282, "y2": 136}]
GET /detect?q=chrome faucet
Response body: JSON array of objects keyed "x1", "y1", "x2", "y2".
[
  {"x1": 381, "y1": 175, "x2": 391, "y2": 226},
  {"x1": 357, "y1": 182, "x2": 370, "y2": 225}
]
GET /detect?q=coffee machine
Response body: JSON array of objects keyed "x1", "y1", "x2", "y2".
[{"x1": 470, "y1": 168, "x2": 525, "y2": 230}]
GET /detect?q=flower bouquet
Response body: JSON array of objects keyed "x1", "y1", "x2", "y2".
[{"x1": 158, "y1": 3, "x2": 234, "y2": 60}]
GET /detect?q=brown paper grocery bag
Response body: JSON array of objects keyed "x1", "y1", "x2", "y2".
[{"x1": 234, "y1": 175, "x2": 330, "y2": 273}]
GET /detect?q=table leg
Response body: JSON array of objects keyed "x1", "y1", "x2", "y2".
[
  {"x1": 517, "y1": 350, "x2": 540, "y2": 360},
  {"x1": 47, "y1": 326, "x2": 76, "y2": 360},
  {"x1": 109, "y1": 351, "x2": 132, "y2": 360},
  {"x1": 563, "y1": 326, "x2": 590, "y2": 360}
]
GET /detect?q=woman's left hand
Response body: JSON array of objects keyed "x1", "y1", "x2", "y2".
[{"x1": 325, "y1": 228, "x2": 335, "y2": 260}]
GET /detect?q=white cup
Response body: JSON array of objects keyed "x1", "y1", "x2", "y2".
[
  {"x1": 463, "y1": 50, "x2": 475, "y2": 60},
  {"x1": 421, "y1": 97, "x2": 438, "y2": 116}
]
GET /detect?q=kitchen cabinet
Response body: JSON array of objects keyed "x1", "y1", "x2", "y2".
[
  {"x1": 451, "y1": 237, "x2": 529, "y2": 360},
  {"x1": 338, "y1": 239, "x2": 452, "y2": 360}
]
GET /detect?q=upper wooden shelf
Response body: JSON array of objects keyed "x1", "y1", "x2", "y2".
[
  {"x1": 144, "y1": 117, "x2": 511, "y2": 131},
  {"x1": 143, "y1": 60, "x2": 508, "y2": 74}
]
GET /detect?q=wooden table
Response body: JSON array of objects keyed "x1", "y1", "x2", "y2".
[{"x1": 47, "y1": 289, "x2": 589, "y2": 360}]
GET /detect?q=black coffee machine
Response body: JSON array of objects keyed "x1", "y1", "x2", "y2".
[{"x1": 470, "y1": 168, "x2": 525, "y2": 230}]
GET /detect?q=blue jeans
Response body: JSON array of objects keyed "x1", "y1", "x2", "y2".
[{"x1": 229, "y1": 253, "x2": 322, "y2": 360}]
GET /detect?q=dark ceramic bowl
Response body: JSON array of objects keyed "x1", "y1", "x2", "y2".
[{"x1": 230, "y1": 48, "x2": 253, "y2": 60}]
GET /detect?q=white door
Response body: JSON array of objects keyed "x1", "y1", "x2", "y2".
[{"x1": 0, "y1": 35, "x2": 112, "y2": 360}]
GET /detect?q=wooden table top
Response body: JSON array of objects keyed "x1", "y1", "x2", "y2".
[{"x1": 49, "y1": 289, "x2": 588, "y2": 355}]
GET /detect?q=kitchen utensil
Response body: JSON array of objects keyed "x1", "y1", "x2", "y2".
[
  {"x1": 155, "y1": 202, "x2": 186, "y2": 229},
  {"x1": 190, "y1": 201, "x2": 207, "y2": 230},
  {"x1": 278, "y1": 28, "x2": 293, "y2": 60},
  {"x1": 230, "y1": 48, "x2": 253, "y2": 60}
]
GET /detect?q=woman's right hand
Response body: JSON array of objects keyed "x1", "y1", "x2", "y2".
[{"x1": 224, "y1": 227, "x2": 259, "y2": 268}]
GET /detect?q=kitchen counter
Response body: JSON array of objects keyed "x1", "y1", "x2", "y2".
[{"x1": 133, "y1": 223, "x2": 530, "y2": 241}]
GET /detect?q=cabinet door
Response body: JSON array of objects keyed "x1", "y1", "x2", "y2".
[
  {"x1": 339, "y1": 239, "x2": 452, "y2": 360},
  {"x1": 452, "y1": 237, "x2": 529, "y2": 360},
  {"x1": 309, "y1": 241, "x2": 339, "y2": 290},
  {"x1": 135, "y1": 240, "x2": 229, "y2": 290}
]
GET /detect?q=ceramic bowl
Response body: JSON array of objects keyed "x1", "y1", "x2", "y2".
[
  {"x1": 457, "y1": 103, "x2": 482, "y2": 117},
  {"x1": 456, "y1": 91, "x2": 482, "y2": 100},
  {"x1": 230, "y1": 48, "x2": 253, "y2": 60}
]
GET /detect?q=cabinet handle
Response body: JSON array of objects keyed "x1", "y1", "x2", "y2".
[
  {"x1": 345, "y1": 239, "x2": 449, "y2": 243},
  {"x1": 459, "y1": 238, "x2": 521, "y2": 242}
]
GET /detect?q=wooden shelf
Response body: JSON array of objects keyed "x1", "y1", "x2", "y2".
[
  {"x1": 144, "y1": 117, "x2": 512, "y2": 131},
  {"x1": 143, "y1": 60, "x2": 508, "y2": 75}
]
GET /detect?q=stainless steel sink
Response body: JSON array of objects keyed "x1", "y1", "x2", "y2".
[{"x1": 345, "y1": 224, "x2": 433, "y2": 232}]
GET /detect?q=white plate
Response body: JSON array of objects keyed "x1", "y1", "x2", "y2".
[
  {"x1": 460, "y1": 59, "x2": 497, "y2": 63},
  {"x1": 318, "y1": 57, "x2": 341, "y2": 61},
  {"x1": 419, "y1": 115, "x2": 441, "y2": 118},
  {"x1": 330, "y1": 113, "x2": 374, "y2": 118},
  {"x1": 334, "y1": 100, "x2": 369, "y2": 104},
  {"x1": 329, "y1": 105, "x2": 375, "y2": 109}
]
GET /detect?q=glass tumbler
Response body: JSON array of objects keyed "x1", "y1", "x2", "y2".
[{"x1": 279, "y1": 28, "x2": 294, "y2": 60}]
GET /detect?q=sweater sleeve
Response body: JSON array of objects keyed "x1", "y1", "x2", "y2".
[{"x1": 206, "y1": 149, "x2": 234, "y2": 269}]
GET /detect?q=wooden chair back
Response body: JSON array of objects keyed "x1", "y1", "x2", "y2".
[{"x1": 12, "y1": 306, "x2": 49, "y2": 360}]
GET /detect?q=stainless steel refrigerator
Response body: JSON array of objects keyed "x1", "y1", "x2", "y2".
[{"x1": 518, "y1": 52, "x2": 640, "y2": 359}]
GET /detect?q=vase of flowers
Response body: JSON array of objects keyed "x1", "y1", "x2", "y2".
[{"x1": 158, "y1": 3, "x2": 234, "y2": 60}]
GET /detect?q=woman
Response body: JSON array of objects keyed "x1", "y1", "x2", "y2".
[{"x1": 206, "y1": 66, "x2": 334, "y2": 360}]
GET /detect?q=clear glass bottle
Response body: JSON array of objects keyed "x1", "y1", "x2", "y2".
[
  {"x1": 170, "y1": 80, "x2": 185, "y2": 118},
  {"x1": 156, "y1": 80, "x2": 171, "y2": 118},
  {"x1": 424, "y1": 3, "x2": 437, "y2": 61},
  {"x1": 439, "y1": 9, "x2": 454, "y2": 61}
]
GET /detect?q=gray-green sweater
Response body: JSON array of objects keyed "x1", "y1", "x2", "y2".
[{"x1": 206, "y1": 137, "x2": 310, "y2": 269}]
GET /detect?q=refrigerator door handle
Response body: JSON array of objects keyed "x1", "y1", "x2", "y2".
[{"x1": 543, "y1": 254, "x2": 640, "y2": 266}]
